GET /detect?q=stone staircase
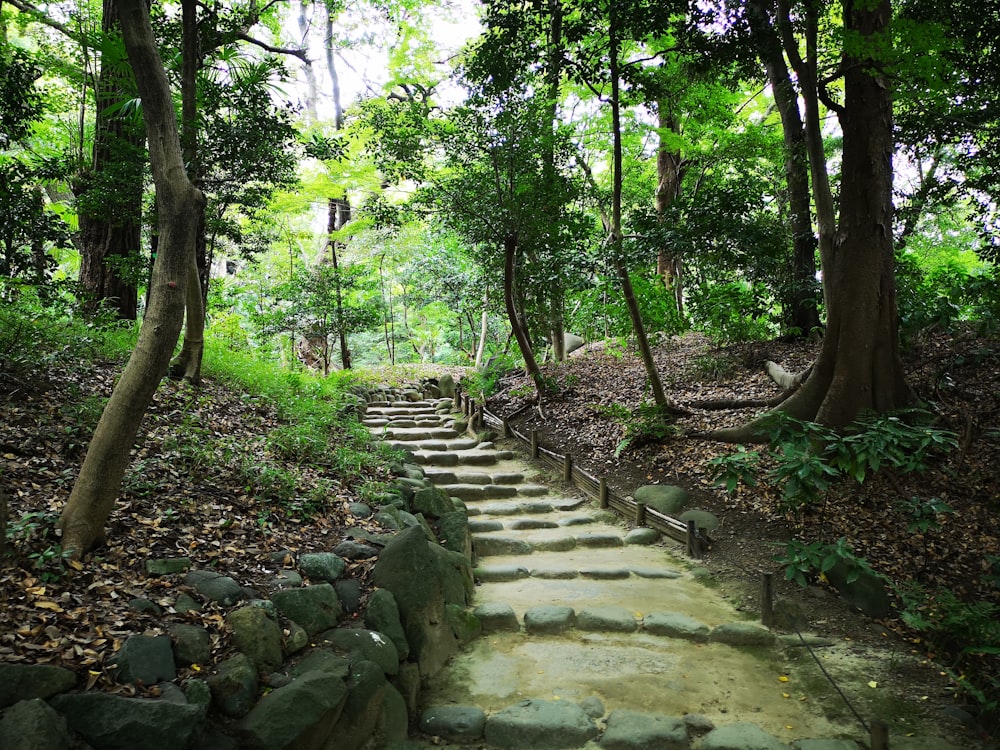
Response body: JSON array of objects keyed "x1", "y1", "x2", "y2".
[{"x1": 365, "y1": 389, "x2": 963, "y2": 750}]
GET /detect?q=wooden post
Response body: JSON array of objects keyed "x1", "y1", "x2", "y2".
[
  {"x1": 531, "y1": 430, "x2": 539, "y2": 459},
  {"x1": 599, "y1": 478, "x2": 608, "y2": 509},
  {"x1": 502, "y1": 418, "x2": 510, "y2": 438},
  {"x1": 634, "y1": 502, "x2": 646, "y2": 526},
  {"x1": 761, "y1": 572, "x2": 774, "y2": 628},
  {"x1": 563, "y1": 453, "x2": 572, "y2": 483},
  {"x1": 476, "y1": 404, "x2": 484, "y2": 431},
  {"x1": 870, "y1": 720, "x2": 889, "y2": 750},
  {"x1": 686, "y1": 519, "x2": 702, "y2": 559}
]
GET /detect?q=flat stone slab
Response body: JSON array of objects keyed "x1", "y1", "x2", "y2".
[
  {"x1": 474, "y1": 535, "x2": 534, "y2": 556},
  {"x1": 532, "y1": 537, "x2": 577, "y2": 552},
  {"x1": 579, "y1": 567, "x2": 631, "y2": 580},
  {"x1": 479, "y1": 502, "x2": 524, "y2": 516},
  {"x1": 559, "y1": 516, "x2": 597, "y2": 526},
  {"x1": 631, "y1": 567, "x2": 682, "y2": 579},
  {"x1": 794, "y1": 740, "x2": 864, "y2": 750},
  {"x1": 468, "y1": 520, "x2": 504, "y2": 533},
  {"x1": 575, "y1": 533, "x2": 624, "y2": 548},
  {"x1": 529, "y1": 568, "x2": 579, "y2": 580},
  {"x1": 517, "y1": 484, "x2": 550, "y2": 496},
  {"x1": 524, "y1": 605, "x2": 575, "y2": 634},
  {"x1": 508, "y1": 519, "x2": 559, "y2": 530},
  {"x1": 473, "y1": 603, "x2": 521, "y2": 633},
  {"x1": 475, "y1": 565, "x2": 530, "y2": 582},
  {"x1": 600, "y1": 709, "x2": 687, "y2": 750},
  {"x1": 700, "y1": 722, "x2": 792, "y2": 750},
  {"x1": 709, "y1": 622, "x2": 777, "y2": 647},
  {"x1": 484, "y1": 699, "x2": 599, "y2": 749},
  {"x1": 549, "y1": 498, "x2": 588, "y2": 511},
  {"x1": 576, "y1": 606, "x2": 638, "y2": 633},
  {"x1": 643, "y1": 612, "x2": 710, "y2": 642},
  {"x1": 491, "y1": 472, "x2": 526, "y2": 484}
]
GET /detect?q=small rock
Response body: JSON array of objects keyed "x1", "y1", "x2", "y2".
[
  {"x1": 128, "y1": 597, "x2": 162, "y2": 615},
  {"x1": 624, "y1": 528, "x2": 661, "y2": 545},
  {"x1": 174, "y1": 592, "x2": 202, "y2": 613},
  {"x1": 283, "y1": 620, "x2": 310, "y2": 655},
  {"x1": 271, "y1": 583, "x2": 343, "y2": 636},
  {"x1": 270, "y1": 569, "x2": 303, "y2": 590},
  {"x1": 334, "y1": 540, "x2": 380, "y2": 560},
  {"x1": 227, "y1": 606, "x2": 284, "y2": 673},
  {"x1": 579, "y1": 696, "x2": 606, "y2": 719},
  {"x1": 474, "y1": 602, "x2": 520, "y2": 633},
  {"x1": 184, "y1": 569, "x2": 244, "y2": 606},
  {"x1": 524, "y1": 605, "x2": 575, "y2": 634},
  {"x1": 206, "y1": 653, "x2": 258, "y2": 718},
  {"x1": 145, "y1": 557, "x2": 192, "y2": 576},
  {"x1": 336, "y1": 578, "x2": 363, "y2": 614},
  {"x1": 700, "y1": 722, "x2": 791, "y2": 750},
  {"x1": 364, "y1": 589, "x2": 410, "y2": 660},
  {"x1": 708, "y1": 622, "x2": 777, "y2": 647},
  {"x1": 349, "y1": 502, "x2": 373, "y2": 519},
  {"x1": 633, "y1": 485, "x2": 689, "y2": 515},
  {"x1": 643, "y1": 612, "x2": 710, "y2": 642},
  {"x1": 600, "y1": 709, "x2": 686, "y2": 750},
  {"x1": 484, "y1": 699, "x2": 599, "y2": 749},
  {"x1": 0, "y1": 664, "x2": 77, "y2": 708}
]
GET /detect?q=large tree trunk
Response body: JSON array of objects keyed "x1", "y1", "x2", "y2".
[
  {"x1": 329, "y1": 197, "x2": 352, "y2": 370},
  {"x1": 59, "y1": 0, "x2": 204, "y2": 556},
  {"x1": 717, "y1": 0, "x2": 909, "y2": 440},
  {"x1": 75, "y1": 0, "x2": 142, "y2": 321}
]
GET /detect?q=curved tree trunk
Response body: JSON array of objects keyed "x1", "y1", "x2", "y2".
[
  {"x1": 59, "y1": 0, "x2": 204, "y2": 557},
  {"x1": 504, "y1": 234, "x2": 544, "y2": 394}
]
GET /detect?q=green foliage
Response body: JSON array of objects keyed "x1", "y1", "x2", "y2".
[
  {"x1": 896, "y1": 496, "x2": 954, "y2": 533},
  {"x1": 615, "y1": 402, "x2": 678, "y2": 457},
  {"x1": 687, "y1": 352, "x2": 738, "y2": 381},
  {"x1": 462, "y1": 353, "x2": 521, "y2": 400},
  {"x1": 774, "y1": 538, "x2": 880, "y2": 588},
  {"x1": 899, "y1": 584, "x2": 1000, "y2": 711},
  {"x1": 6, "y1": 511, "x2": 70, "y2": 582},
  {"x1": 687, "y1": 281, "x2": 779, "y2": 344},
  {"x1": 711, "y1": 411, "x2": 958, "y2": 510}
]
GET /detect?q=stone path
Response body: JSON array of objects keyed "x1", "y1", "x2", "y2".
[{"x1": 367, "y1": 389, "x2": 963, "y2": 750}]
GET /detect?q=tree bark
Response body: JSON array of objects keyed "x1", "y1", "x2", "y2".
[
  {"x1": 714, "y1": 0, "x2": 910, "y2": 440},
  {"x1": 504, "y1": 234, "x2": 544, "y2": 394},
  {"x1": 329, "y1": 197, "x2": 352, "y2": 370},
  {"x1": 475, "y1": 289, "x2": 489, "y2": 368},
  {"x1": 59, "y1": 0, "x2": 204, "y2": 556},
  {"x1": 75, "y1": 0, "x2": 142, "y2": 321},
  {"x1": 748, "y1": 0, "x2": 819, "y2": 334},
  {"x1": 608, "y1": 8, "x2": 670, "y2": 411},
  {"x1": 655, "y1": 103, "x2": 684, "y2": 314}
]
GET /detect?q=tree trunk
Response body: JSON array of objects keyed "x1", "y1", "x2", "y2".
[
  {"x1": 75, "y1": 0, "x2": 142, "y2": 321},
  {"x1": 504, "y1": 234, "x2": 544, "y2": 394},
  {"x1": 716, "y1": 0, "x2": 910, "y2": 439},
  {"x1": 748, "y1": 0, "x2": 820, "y2": 334},
  {"x1": 655, "y1": 103, "x2": 684, "y2": 314},
  {"x1": 59, "y1": 0, "x2": 204, "y2": 556},
  {"x1": 608, "y1": 10, "x2": 670, "y2": 410},
  {"x1": 475, "y1": 300, "x2": 489, "y2": 369},
  {"x1": 329, "y1": 198, "x2": 352, "y2": 370}
]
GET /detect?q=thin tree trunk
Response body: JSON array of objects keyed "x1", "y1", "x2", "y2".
[
  {"x1": 504, "y1": 234, "x2": 544, "y2": 394},
  {"x1": 475, "y1": 289, "x2": 490, "y2": 368},
  {"x1": 608, "y1": 10, "x2": 670, "y2": 410},
  {"x1": 329, "y1": 198, "x2": 351, "y2": 370},
  {"x1": 655, "y1": 103, "x2": 684, "y2": 314},
  {"x1": 60, "y1": 0, "x2": 204, "y2": 556}
]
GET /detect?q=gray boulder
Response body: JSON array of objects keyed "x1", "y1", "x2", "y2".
[
  {"x1": 184, "y1": 569, "x2": 246, "y2": 605},
  {"x1": 238, "y1": 670, "x2": 348, "y2": 750},
  {"x1": 824, "y1": 560, "x2": 892, "y2": 619},
  {"x1": 376, "y1": 684, "x2": 410, "y2": 746},
  {"x1": 330, "y1": 660, "x2": 388, "y2": 750},
  {"x1": 112, "y1": 634, "x2": 176, "y2": 685},
  {"x1": 412, "y1": 487, "x2": 454, "y2": 518},
  {"x1": 633, "y1": 485, "x2": 689, "y2": 515},
  {"x1": 420, "y1": 704, "x2": 487, "y2": 742},
  {"x1": 168, "y1": 623, "x2": 212, "y2": 666},
  {"x1": 372, "y1": 526, "x2": 460, "y2": 678},
  {"x1": 50, "y1": 692, "x2": 204, "y2": 750},
  {"x1": 227, "y1": 606, "x2": 284, "y2": 673},
  {"x1": 708, "y1": 622, "x2": 777, "y2": 647},
  {"x1": 643, "y1": 612, "x2": 710, "y2": 642},
  {"x1": 437, "y1": 374, "x2": 456, "y2": 398},
  {"x1": 600, "y1": 709, "x2": 687, "y2": 750},
  {"x1": 524, "y1": 605, "x2": 575, "y2": 634},
  {"x1": 271, "y1": 584, "x2": 342, "y2": 636},
  {"x1": 680, "y1": 508, "x2": 720, "y2": 532},
  {"x1": 298, "y1": 552, "x2": 347, "y2": 583},
  {"x1": 0, "y1": 664, "x2": 76, "y2": 708},
  {"x1": 316, "y1": 628, "x2": 400, "y2": 676},
  {"x1": 0, "y1": 698, "x2": 72, "y2": 750},
  {"x1": 364, "y1": 589, "x2": 410, "y2": 660},
  {"x1": 206, "y1": 653, "x2": 258, "y2": 718},
  {"x1": 484, "y1": 699, "x2": 599, "y2": 749},
  {"x1": 474, "y1": 602, "x2": 520, "y2": 633}
]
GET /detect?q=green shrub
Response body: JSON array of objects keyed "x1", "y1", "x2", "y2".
[{"x1": 774, "y1": 537, "x2": 880, "y2": 588}]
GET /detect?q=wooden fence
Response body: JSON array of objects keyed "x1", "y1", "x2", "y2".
[{"x1": 455, "y1": 389, "x2": 708, "y2": 558}]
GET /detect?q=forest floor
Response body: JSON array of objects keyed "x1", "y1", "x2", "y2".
[
  {"x1": 1, "y1": 330, "x2": 998, "y2": 742},
  {"x1": 485, "y1": 329, "x2": 1000, "y2": 741}
]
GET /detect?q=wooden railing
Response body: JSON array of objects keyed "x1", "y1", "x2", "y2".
[{"x1": 455, "y1": 388, "x2": 708, "y2": 558}]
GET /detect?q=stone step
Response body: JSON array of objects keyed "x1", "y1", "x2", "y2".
[
  {"x1": 465, "y1": 497, "x2": 588, "y2": 515},
  {"x1": 409, "y1": 450, "x2": 516, "y2": 467},
  {"x1": 378, "y1": 427, "x2": 462, "y2": 441},
  {"x1": 423, "y1": 469, "x2": 526, "y2": 485},
  {"x1": 437, "y1": 483, "x2": 550, "y2": 501},
  {"x1": 366, "y1": 406, "x2": 440, "y2": 416},
  {"x1": 387, "y1": 439, "x2": 480, "y2": 452}
]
